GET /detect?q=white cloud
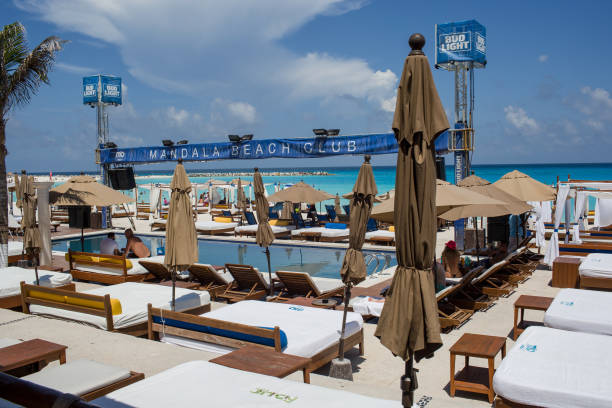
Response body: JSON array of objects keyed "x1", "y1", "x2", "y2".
[
  {"x1": 55, "y1": 62, "x2": 98, "y2": 75},
  {"x1": 226, "y1": 102, "x2": 256, "y2": 124},
  {"x1": 585, "y1": 118, "x2": 604, "y2": 131},
  {"x1": 16, "y1": 0, "x2": 394, "y2": 113},
  {"x1": 504, "y1": 106, "x2": 539, "y2": 133},
  {"x1": 581, "y1": 86, "x2": 612, "y2": 110},
  {"x1": 166, "y1": 106, "x2": 190, "y2": 126},
  {"x1": 538, "y1": 54, "x2": 549, "y2": 63}
]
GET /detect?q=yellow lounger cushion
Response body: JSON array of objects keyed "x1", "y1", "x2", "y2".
[
  {"x1": 214, "y1": 217, "x2": 233, "y2": 223},
  {"x1": 388, "y1": 226, "x2": 395, "y2": 232},
  {"x1": 66, "y1": 253, "x2": 132, "y2": 269},
  {"x1": 28, "y1": 289, "x2": 66, "y2": 304},
  {"x1": 269, "y1": 219, "x2": 289, "y2": 226},
  {"x1": 65, "y1": 296, "x2": 123, "y2": 315}
]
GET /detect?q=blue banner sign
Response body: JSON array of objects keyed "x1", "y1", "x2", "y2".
[
  {"x1": 435, "y1": 20, "x2": 486, "y2": 69},
  {"x1": 101, "y1": 76, "x2": 122, "y2": 105},
  {"x1": 100, "y1": 132, "x2": 450, "y2": 164},
  {"x1": 82, "y1": 76, "x2": 99, "y2": 104}
]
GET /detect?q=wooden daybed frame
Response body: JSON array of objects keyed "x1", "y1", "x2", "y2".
[
  {"x1": 0, "y1": 282, "x2": 75, "y2": 310},
  {"x1": 20, "y1": 282, "x2": 210, "y2": 337},
  {"x1": 559, "y1": 242, "x2": 612, "y2": 257},
  {"x1": 67, "y1": 249, "x2": 154, "y2": 285},
  {"x1": 234, "y1": 228, "x2": 292, "y2": 239},
  {"x1": 147, "y1": 305, "x2": 364, "y2": 383},
  {"x1": 196, "y1": 225, "x2": 236, "y2": 236}
]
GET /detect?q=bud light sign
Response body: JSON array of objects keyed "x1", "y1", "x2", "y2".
[
  {"x1": 83, "y1": 76, "x2": 98, "y2": 104},
  {"x1": 82, "y1": 75, "x2": 122, "y2": 105},
  {"x1": 435, "y1": 20, "x2": 486, "y2": 69}
]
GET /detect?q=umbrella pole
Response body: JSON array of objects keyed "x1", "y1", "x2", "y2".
[
  {"x1": 474, "y1": 217, "x2": 480, "y2": 263},
  {"x1": 171, "y1": 266, "x2": 176, "y2": 311},
  {"x1": 401, "y1": 353, "x2": 417, "y2": 407},
  {"x1": 265, "y1": 247, "x2": 273, "y2": 297},
  {"x1": 330, "y1": 283, "x2": 353, "y2": 380},
  {"x1": 34, "y1": 253, "x2": 39, "y2": 286},
  {"x1": 80, "y1": 227, "x2": 84, "y2": 252}
]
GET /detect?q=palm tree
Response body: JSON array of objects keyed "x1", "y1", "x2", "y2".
[{"x1": 0, "y1": 22, "x2": 66, "y2": 266}]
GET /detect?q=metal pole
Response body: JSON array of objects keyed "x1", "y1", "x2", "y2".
[
  {"x1": 337, "y1": 283, "x2": 352, "y2": 359},
  {"x1": 265, "y1": 247, "x2": 273, "y2": 297},
  {"x1": 401, "y1": 354, "x2": 417, "y2": 407},
  {"x1": 171, "y1": 266, "x2": 176, "y2": 311}
]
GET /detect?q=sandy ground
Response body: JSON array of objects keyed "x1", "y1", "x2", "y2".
[{"x1": 2, "y1": 209, "x2": 559, "y2": 407}]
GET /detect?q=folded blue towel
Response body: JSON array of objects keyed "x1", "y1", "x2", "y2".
[{"x1": 325, "y1": 223, "x2": 347, "y2": 230}]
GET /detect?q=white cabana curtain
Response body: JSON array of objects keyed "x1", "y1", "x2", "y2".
[
  {"x1": 529, "y1": 201, "x2": 546, "y2": 248},
  {"x1": 544, "y1": 185, "x2": 569, "y2": 266},
  {"x1": 541, "y1": 200, "x2": 552, "y2": 223},
  {"x1": 572, "y1": 191, "x2": 588, "y2": 242},
  {"x1": 594, "y1": 198, "x2": 612, "y2": 229}
]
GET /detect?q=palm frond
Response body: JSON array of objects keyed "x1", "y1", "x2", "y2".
[
  {"x1": 6, "y1": 35, "x2": 67, "y2": 110},
  {"x1": 0, "y1": 22, "x2": 29, "y2": 74}
]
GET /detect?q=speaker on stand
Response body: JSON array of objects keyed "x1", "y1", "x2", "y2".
[
  {"x1": 68, "y1": 206, "x2": 91, "y2": 251},
  {"x1": 108, "y1": 167, "x2": 137, "y2": 231}
]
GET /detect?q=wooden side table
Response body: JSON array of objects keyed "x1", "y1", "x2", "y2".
[
  {"x1": 552, "y1": 256, "x2": 581, "y2": 288},
  {"x1": 210, "y1": 345, "x2": 312, "y2": 383},
  {"x1": 513, "y1": 295, "x2": 553, "y2": 340},
  {"x1": 0, "y1": 339, "x2": 67, "y2": 373},
  {"x1": 450, "y1": 333, "x2": 506, "y2": 403}
]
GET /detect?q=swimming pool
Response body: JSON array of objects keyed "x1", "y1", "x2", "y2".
[{"x1": 52, "y1": 234, "x2": 396, "y2": 279}]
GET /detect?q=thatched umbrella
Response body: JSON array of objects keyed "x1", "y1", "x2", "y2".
[
  {"x1": 164, "y1": 160, "x2": 198, "y2": 310},
  {"x1": 50, "y1": 175, "x2": 134, "y2": 250},
  {"x1": 16, "y1": 172, "x2": 41, "y2": 284},
  {"x1": 267, "y1": 181, "x2": 334, "y2": 203},
  {"x1": 374, "y1": 34, "x2": 447, "y2": 407},
  {"x1": 254, "y1": 168, "x2": 275, "y2": 296},
  {"x1": 331, "y1": 155, "x2": 378, "y2": 380}
]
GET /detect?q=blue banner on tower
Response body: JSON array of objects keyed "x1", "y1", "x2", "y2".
[
  {"x1": 101, "y1": 76, "x2": 122, "y2": 105},
  {"x1": 82, "y1": 76, "x2": 98, "y2": 104},
  {"x1": 99, "y1": 132, "x2": 450, "y2": 164},
  {"x1": 435, "y1": 20, "x2": 486, "y2": 68}
]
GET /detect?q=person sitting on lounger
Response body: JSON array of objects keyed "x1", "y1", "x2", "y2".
[
  {"x1": 100, "y1": 232, "x2": 120, "y2": 255},
  {"x1": 442, "y1": 240, "x2": 462, "y2": 278},
  {"x1": 122, "y1": 228, "x2": 151, "y2": 258},
  {"x1": 489, "y1": 241, "x2": 509, "y2": 264}
]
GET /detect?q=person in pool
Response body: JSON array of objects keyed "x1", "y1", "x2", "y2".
[{"x1": 122, "y1": 228, "x2": 151, "y2": 258}]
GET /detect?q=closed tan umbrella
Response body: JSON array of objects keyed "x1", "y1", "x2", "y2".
[
  {"x1": 374, "y1": 34, "x2": 446, "y2": 407},
  {"x1": 439, "y1": 175, "x2": 532, "y2": 220},
  {"x1": 280, "y1": 202, "x2": 293, "y2": 219},
  {"x1": 165, "y1": 160, "x2": 198, "y2": 310},
  {"x1": 267, "y1": 181, "x2": 334, "y2": 203},
  {"x1": 371, "y1": 179, "x2": 501, "y2": 223},
  {"x1": 493, "y1": 170, "x2": 556, "y2": 202},
  {"x1": 331, "y1": 156, "x2": 378, "y2": 380},
  {"x1": 17, "y1": 172, "x2": 41, "y2": 284},
  {"x1": 237, "y1": 178, "x2": 247, "y2": 215},
  {"x1": 334, "y1": 194, "x2": 342, "y2": 221},
  {"x1": 254, "y1": 168, "x2": 274, "y2": 296}
]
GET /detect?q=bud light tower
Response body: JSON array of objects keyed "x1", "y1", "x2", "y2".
[{"x1": 435, "y1": 20, "x2": 486, "y2": 248}]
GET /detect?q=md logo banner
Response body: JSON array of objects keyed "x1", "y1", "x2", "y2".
[{"x1": 99, "y1": 132, "x2": 450, "y2": 164}]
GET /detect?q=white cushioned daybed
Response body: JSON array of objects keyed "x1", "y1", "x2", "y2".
[
  {"x1": 493, "y1": 326, "x2": 612, "y2": 407},
  {"x1": 578, "y1": 253, "x2": 612, "y2": 289},
  {"x1": 93, "y1": 360, "x2": 398, "y2": 407},
  {"x1": 544, "y1": 288, "x2": 612, "y2": 336},
  {"x1": 0, "y1": 266, "x2": 73, "y2": 309},
  {"x1": 291, "y1": 227, "x2": 350, "y2": 242},
  {"x1": 195, "y1": 220, "x2": 238, "y2": 235},
  {"x1": 234, "y1": 224, "x2": 295, "y2": 237},
  {"x1": 29, "y1": 282, "x2": 210, "y2": 333},
  {"x1": 161, "y1": 300, "x2": 363, "y2": 358},
  {"x1": 72, "y1": 255, "x2": 165, "y2": 277},
  {"x1": 349, "y1": 296, "x2": 385, "y2": 317},
  {"x1": 8, "y1": 241, "x2": 23, "y2": 258}
]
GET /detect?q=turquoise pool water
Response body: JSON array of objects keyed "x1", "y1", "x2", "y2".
[{"x1": 52, "y1": 234, "x2": 396, "y2": 279}]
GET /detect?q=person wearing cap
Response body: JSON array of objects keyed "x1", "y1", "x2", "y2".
[{"x1": 442, "y1": 240, "x2": 462, "y2": 278}]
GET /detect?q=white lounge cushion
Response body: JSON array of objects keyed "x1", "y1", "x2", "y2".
[
  {"x1": 149, "y1": 219, "x2": 166, "y2": 225},
  {"x1": 365, "y1": 230, "x2": 395, "y2": 239},
  {"x1": 73, "y1": 255, "x2": 165, "y2": 276},
  {"x1": 579, "y1": 253, "x2": 612, "y2": 278},
  {"x1": 350, "y1": 296, "x2": 385, "y2": 317},
  {"x1": 93, "y1": 360, "x2": 398, "y2": 407},
  {"x1": 544, "y1": 288, "x2": 612, "y2": 336},
  {"x1": 291, "y1": 227, "x2": 349, "y2": 238},
  {"x1": 29, "y1": 282, "x2": 210, "y2": 330},
  {"x1": 7, "y1": 241, "x2": 22, "y2": 257},
  {"x1": 234, "y1": 224, "x2": 295, "y2": 234},
  {"x1": 195, "y1": 221, "x2": 238, "y2": 231},
  {"x1": 161, "y1": 300, "x2": 363, "y2": 358},
  {"x1": 493, "y1": 326, "x2": 612, "y2": 407},
  {"x1": 0, "y1": 338, "x2": 21, "y2": 348},
  {"x1": 0, "y1": 267, "x2": 72, "y2": 298},
  {"x1": 22, "y1": 359, "x2": 131, "y2": 397}
]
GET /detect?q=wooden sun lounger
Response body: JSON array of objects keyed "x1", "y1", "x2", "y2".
[
  {"x1": 471, "y1": 260, "x2": 517, "y2": 298},
  {"x1": 147, "y1": 305, "x2": 364, "y2": 383},
  {"x1": 0, "y1": 282, "x2": 75, "y2": 310},
  {"x1": 150, "y1": 221, "x2": 166, "y2": 231},
  {"x1": 216, "y1": 264, "x2": 268, "y2": 303},
  {"x1": 187, "y1": 264, "x2": 231, "y2": 299},
  {"x1": 436, "y1": 268, "x2": 484, "y2": 330},
  {"x1": 20, "y1": 282, "x2": 210, "y2": 337},
  {"x1": 271, "y1": 271, "x2": 344, "y2": 301},
  {"x1": 139, "y1": 261, "x2": 192, "y2": 282},
  {"x1": 441, "y1": 266, "x2": 496, "y2": 312},
  {"x1": 67, "y1": 250, "x2": 154, "y2": 285}
]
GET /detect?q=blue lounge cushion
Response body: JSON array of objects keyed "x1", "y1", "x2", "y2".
[
  {"x1": 152, "y1": 316, "x2": 288, "y2": 349},
  {"x1": 325, "y1": 223, "x2": 347, "y2": 230}
]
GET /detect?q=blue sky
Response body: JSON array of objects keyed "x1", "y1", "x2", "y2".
[{"x1": 3, "y1": 0, "x2": 611, "y2": 172}]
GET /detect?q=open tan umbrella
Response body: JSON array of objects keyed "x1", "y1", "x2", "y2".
[
  {"x1": 267, "y1": 181, "x2": 334, "y2": 203},
  {"x1": 165, "y1": 160, "x2": 198, "y2": 310},
  {"x1": 371, "y1": 179, "x2": 501, "y2": 223},
  {"x1": 50, "y1": 175, "x2": 134, "y2": 250},
  {"x1": 493, "y1": 170, "x2": 555, "y2": 202},
  {"x1": 374, "y1": 33, "x2": 446, "y2": 407},
  {"x1": 331, "y1": 156, "x2": 378, "y2": 380},
  {"x1": 17, "y1": 172, "x2": 41, "y2": 284},
  {"x1": 254, "y1": 168, "x2": 275, "y2": 296},
  {"x1": 439, "y1": 175, "x2": 532, "y2": 220}
]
